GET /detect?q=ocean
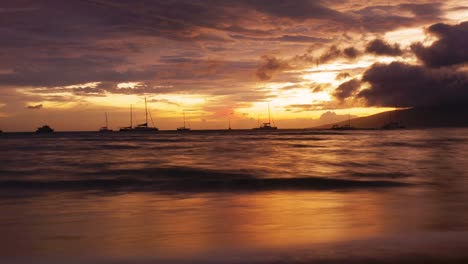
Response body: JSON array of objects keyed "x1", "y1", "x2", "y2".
[{"x1": 1, "y1": 128, "x2": 468, "y2": 264}]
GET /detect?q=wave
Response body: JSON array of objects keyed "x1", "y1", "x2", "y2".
[
  {"x1": 350, "y1": 171, "x2": 412, "y2": 179},
  {"x1": 0, "y1": 167, "x2": 409, "y2": 193}
]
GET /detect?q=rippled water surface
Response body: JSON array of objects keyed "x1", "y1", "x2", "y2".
[{"x1": 1, "y1": 129, "x2": 468, "y2": 263}]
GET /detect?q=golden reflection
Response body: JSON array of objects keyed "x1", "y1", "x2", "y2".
[{"x1": 5, "y1": 191, "x2": 392, "y2": 259}]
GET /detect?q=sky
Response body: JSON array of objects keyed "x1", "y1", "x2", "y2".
[{"x1": 0, "y1": 0, "x2": 467, "y2": 131}]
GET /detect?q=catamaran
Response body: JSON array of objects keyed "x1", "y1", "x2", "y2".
[
  {"x1": 381, "y1": 111, "x2": 405, "y2": 129},
  {"x1": 133, "y1": 97, "x2": 158, "y2": 131},
  {"x1": 119, "y1": 105, "x2": 134, "y2": 131},
  {"x1": 99, "y1": 112, "x2": 113, "y2": 132},
  {"x1": 119, "y1": 98, "x2": 158, "y2": 132},
  {"x1": 253, "y1": 103, "x2": 278, "y2": 130},
  {"x1": 331, "y1": 114, "x2": 355, "y2": 130},
  {"x1": 177, "y1": 111, "x2": 191, "y2": 132}
]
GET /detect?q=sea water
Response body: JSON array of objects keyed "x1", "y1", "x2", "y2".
[{"x1": 1, "y1": 129, "x2": 468, "y2": 263}]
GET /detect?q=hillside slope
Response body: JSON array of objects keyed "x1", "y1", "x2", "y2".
[{"x1": 317, "y1": 105, "x2": 468, "y2": 129}]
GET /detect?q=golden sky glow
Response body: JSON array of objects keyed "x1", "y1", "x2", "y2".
[{"x1": 0, "y1": 1, "x2": 467, "y2": 131}]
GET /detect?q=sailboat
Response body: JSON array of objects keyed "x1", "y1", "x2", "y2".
[
  {"x1": 253, "y1": 103, "x2": 278, "y2": 130},
  {"x1": 119, "y1": 105, "x2": 134, "y2": 132},
  {"x1": 381, "y1": 111, "x2": 405, "y2": 129},
  {"x1": 177, "y1": 111, "x2": 191, "y2": 132},
  {"x1": 133, "y1": 97, "x2": 158, "y2": 132},
  {"x1": 332, "y1": 114, "x2": 355, "y2": 130},
  {"x1": 99, "y1": 112, "x2": 113, "y2": 132}
]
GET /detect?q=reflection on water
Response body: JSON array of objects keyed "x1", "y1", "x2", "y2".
[{"x1": 1, "y1": 129, "x2": 468, "y2": 263}]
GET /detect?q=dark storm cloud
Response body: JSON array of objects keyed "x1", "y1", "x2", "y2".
[
  {"x1": 358, "y1": 62, "x2": 468, "y2": 107},
  {"x1": 26, "y1": 104, "x2": 43, "y2": 109},
  {"x1": 0, "y1": 55, "x2": 151, "y2": 87},
  {"x1": 400, "y1": 3, "x2": 443, "y2": 18},
  {"x1": 318, "y1": 46, "x2": 362, "y2": 64},
  {"x1": 230, "y1": 34, "x2": 331, "y2": 43},
  {"x1": 256, "y1": 55, "x2": 291, "y2": 81},
  {"x1": 354, "y1": 3, "x2": 443, "y2": 33},
  {"x1": 318, "y1": 46, "x2": 342, "y2": 64},
  {"x1": 411, "y1": 21, "x2": 468, "y2": 67},
  {"x1": 255, "y1": 44, "x2": 364, "y2": 82},
  {"x1": 235, "y1": 0, "x2": 348, "y2": 21},
  {"x1": 0, "y1": 0, "x2": 458, "y2": 111},
  {"x1": 343, "y1": 47, "x2": 361, "y2": 59},
  {"x1": 334, "y1": 79, "x2": 361, "y2": 101},
  {"x1": 0, "y1": 55, "x2": 257, "y2": 89},
  {"x1": 366, "y1": 39, "x2": 403, "y2": 56}
]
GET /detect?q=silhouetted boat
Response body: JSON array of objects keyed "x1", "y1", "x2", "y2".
[
  {"x1": 133, "y1": 97, "x2": 158, "y2": 132},
  {"x1": 331, "y1": 114, "x2": 355, "y2": 130},
  {"x1": 36, "y1": 125, "x2": 54, "y2": 133},
  {"x1": 119, "y1": 105, "x2": 134, "y2": 132},
  {"x1": 253, "y1": 103, "x2": 277, "y2": 130},
  {"x1": 382, "y1": 122, "x2": 405, "y2": 130},
  {"x1": 381, "y1": 112, "x2": 405, "y2": 129},
  {"x1": 331, "y1": 124, "x2": 355, "y2": 130},
  {"x1": 99, "y1": 112, "x2": 113, "y2": 132},
  {"x1": 177, "y1": 111, "x2": 191, "y2": 132}
]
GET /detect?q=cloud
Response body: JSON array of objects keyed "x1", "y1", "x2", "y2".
[
  {"x1": 336, "y1": 72, "x2": 351, "y2": 80},
  {"x1": 317, "y1": 46, "x2": 362, "y2": 64},
  {"x1": 343, "y1": 47, "x2": 361, "y2": 59},
  {"x1": 236, "y1": 0, "x2": 348, "y2": 21},
  {"x1": 366, "y1": 39, "x2": 403, "y2": 56},
  {"x1": 333, "y1": 79, "x2": 361, "y2": 101},
  {"x1": 256, "y1": 55, "x2": 291, "y2": 81},
  {"x1": 230, "y1": 34, "x2": 331, "y2": 43},
  {"x1": 353, "y1": 3, "x2": 443, "y2": 33},
  {"x1": 27, "y1": 104, "x2": 43, "y2": 109},
  {"x1": 358, "y1": 62, "x2": 468, "y2": 107},
  {"x1": 319, "y1": 111, "x2": 356, "y2": 124},
  {"x1": 148, "y1": 98, "x2": 180, "y2": 107},
  {"x1": 411, "y1": 21, "x2": 468, "y2": 67}
]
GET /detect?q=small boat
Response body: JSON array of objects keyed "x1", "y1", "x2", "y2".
[
  {"x1": 133, "y1": 97, "x2": 158, "y2": 132},
  {"x1": 119, "y1": 105, "x2": 134, "y2": 131},
  {"x1": 177, "y1": 111, "x2": 191, "y2": 132},
  {"x1": 381, "y1": 112, "x2": 405, "y2": 129},
  {"x1": 36, "y1": 125, "x2": 54, "y2": 133},
  {"x1": 331, "y1": 115, "x2": 355, "y2": 130},
  {"x1": 331, "y1": 124, "x2": 355, "y2": 130},
  {"x1": 253, "y1": 103, "x2": 278, "y2": 130},
  {"x1": 254, "y1": 122, "x2": 277, "y2": 130},
  {"x1": 381, "y1": 122, "x2": 405, "y2": 130},
  {"x1": 99, "y1": 112, "x2": 113, "y2": 132}
]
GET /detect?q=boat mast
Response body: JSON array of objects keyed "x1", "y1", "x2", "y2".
[
  {"x1": 183, "y1": 111, "x2": 186, "y2": 128},
  {"x1": 130, "y1": 104, "x2": 133, "y2": 128},
  {"x1": 145, "y1": 97, "x2": 148, "y2": 125},
  {"x1": 105, "y1": 112, "x2": 108, "y2": 127},
  {"x1": 268, "y1": 102, "x2": 271, "y2": 124}
]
